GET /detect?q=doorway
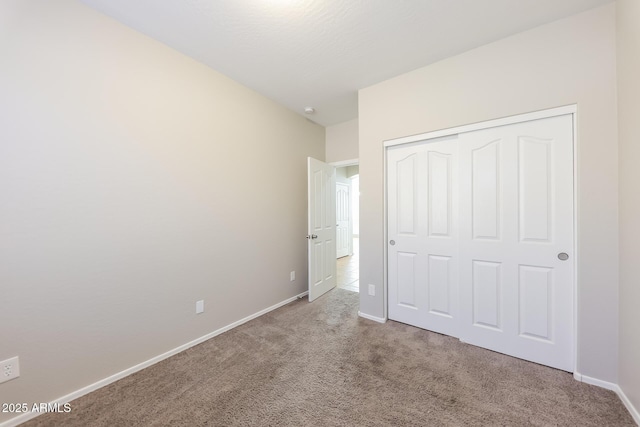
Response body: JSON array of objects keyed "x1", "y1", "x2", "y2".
[{"x1": 336, "y1": 165, "x2": 359, "y2": 293}]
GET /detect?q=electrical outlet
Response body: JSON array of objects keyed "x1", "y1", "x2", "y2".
[
  {"x1": 196, "y1": 300, "x2": 204, "y2": 314},
  {"x1": 290, "y1": 271, "x2": 295, "y2": 281},
  {"x1": 1, "y1": 357, "x2": 20, "y2": 384},
  {"x1": 368, "y1": 284, "x2": 376, "y2": 296}
]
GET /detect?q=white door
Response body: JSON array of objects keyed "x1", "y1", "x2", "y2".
[
  {"x1": 308, "y1": 157, "x2": 337, "y2": 302},
  {"x1": 336, "y1": 182, "x2": 351, "y2": 258},
  {"x1": 458, "y1": 115, "x2": 574, "y2": 371},
  {"x1": 387, "y1": 137, "x2": 460, "y2": 337},
  {"x1": 386, "y1": 114, "x2": 574, "y2": 372}
]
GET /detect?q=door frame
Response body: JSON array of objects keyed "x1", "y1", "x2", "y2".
[
  {"x1": 382, "y1": 105, "x2": 578, "y2": 373},
  {"x1": 331, "y1": 158, "x2": 359, "y2": 283},
  {"x1": 336, "y1": 181, "x2": 352, "y2": 258},
  {"x1": 331, "y1": 159, "x2": 359, "y2": 167}
]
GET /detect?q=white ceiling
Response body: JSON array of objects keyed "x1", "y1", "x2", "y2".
[{"x1": 81, "y1": 0, "x2": 612, "y2": 127}]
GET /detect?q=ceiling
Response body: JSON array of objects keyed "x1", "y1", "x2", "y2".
[{"x1": 81, "y1": 0, "x2": 612, "y2": 127}]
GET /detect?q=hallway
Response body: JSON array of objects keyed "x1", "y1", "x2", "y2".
[{"x1": 336, "y1": 237, "x2": 359, "y2": 293}]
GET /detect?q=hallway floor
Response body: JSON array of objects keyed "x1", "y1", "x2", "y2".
[{"x1": 337, "y1": 237, "x2": 359, "y2": 293}]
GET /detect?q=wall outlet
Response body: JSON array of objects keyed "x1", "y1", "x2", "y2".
[
  {"x1": 196, "y1": 300, "x2": 204, "y2": 314},
  {"x1": 1, "y1": 357, "x2": 20, "y2": 384},
  {"x1": 368, "y1": 284, "x2": 376, "y2": 296},
  {"x1": 290, "y1": 271, "x2": 295, "y2": 281}
]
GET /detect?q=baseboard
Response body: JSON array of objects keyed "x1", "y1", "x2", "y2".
[
  {"x1": 358, "y1": 311, "x2": 387, "y2": 324},
  {"x1": 574, "y1": 372, "x2": 640, "y2": 425},
  {"x1": 0, "y1": 291, "x2": 309, "y2": 427},
  {"x1": 573, "y1": 372, "x2": 618, "y2": 391},
  {"x1": 617, "y1": 386, "x2": 640, "y2": 426}
]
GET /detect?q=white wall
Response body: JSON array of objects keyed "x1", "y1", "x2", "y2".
[
  {"x1": 0, "y1": 0, "x2": 324, "y2": 423},
  {"x1": 346, "y1": 165, "x2": 359, "y2": 178},
  {"x1": 617, "y1": 0, "x2": 640, "y2": 417},
  {"x1": 336, "y1": 166, "x2": 351, "y2": 184},
  {"x1": 358, "y1": 4, "x2": 619, "y2": 382},
  {"x1": 326, "y1": 118, "x2": 359, "y2": 163}
]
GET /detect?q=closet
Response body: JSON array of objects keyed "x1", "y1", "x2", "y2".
[{"x1": 387, "y1": 113, "x2": 574, "y2": 371}]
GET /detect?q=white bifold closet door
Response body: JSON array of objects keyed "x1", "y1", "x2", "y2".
[{"x1": 388, "y1": 114, "x2": 574, "y2": 372}]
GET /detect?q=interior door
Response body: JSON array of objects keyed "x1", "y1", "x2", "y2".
[
  {"x1": 387, "y1": 137, "x2": 460, "y2": 337},
  {"x1": 458, "y1": 115, "x2": 574, "y2": 371},
  {"x1": 336, "y1": 182, "x2": 351, "y2": 258},
  {"x1": 308, "y1": 157, "x2": 337, "y2": 302}
]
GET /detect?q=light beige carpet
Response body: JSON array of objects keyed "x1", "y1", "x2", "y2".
[{"x1": 25, "y1": 289, "x2": 634, "y2": 426}]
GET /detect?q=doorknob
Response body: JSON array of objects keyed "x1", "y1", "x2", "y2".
[
  {"x1": 306, "y1": 234, "x2": 318, "y2": 239},
  {"x1": 558, "y1": 252, "x2": 569, "y2": 261},
  {"x1": 389, "y1": 240, "x2": 396, "y2": 246}
]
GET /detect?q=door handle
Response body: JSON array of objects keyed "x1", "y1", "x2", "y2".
[
  {"x1": 306, "y1": 234, "x2": 318, "y2": 239},
  {"x1": 558, "y1": 252, "x2": 569, "y2": 261}
]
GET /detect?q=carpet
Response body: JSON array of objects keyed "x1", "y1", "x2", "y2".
[{"x1": 24, "y1": 288, "x2": 635, "y2": 426}]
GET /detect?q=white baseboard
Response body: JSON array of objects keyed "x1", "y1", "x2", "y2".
[
  {"x1": 574, "y1": 372, "x2": 640, "y2": 425},
  {"x1": 617, "y1": 386, "x2": 640, "y2": 426},
  {"x1": 0, "y1": 291, "x2": 309, "y2": 427},
  {"x1": 358, "y1": 311, "x2": 387, "y2": 324},
  {"x1": 573, "y1": 372, "x2": 618, "y2": 391}
]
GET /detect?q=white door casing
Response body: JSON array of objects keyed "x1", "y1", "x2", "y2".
[
  {"x1": 336, "y1": 182, "x2": 351, "y2": 258},
  {"x1": 386, "y1": 112, "x2": 574, "y2": 372},
  {"x1": 308, "y1": 157, "x2": 337, "y2": 302}
]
